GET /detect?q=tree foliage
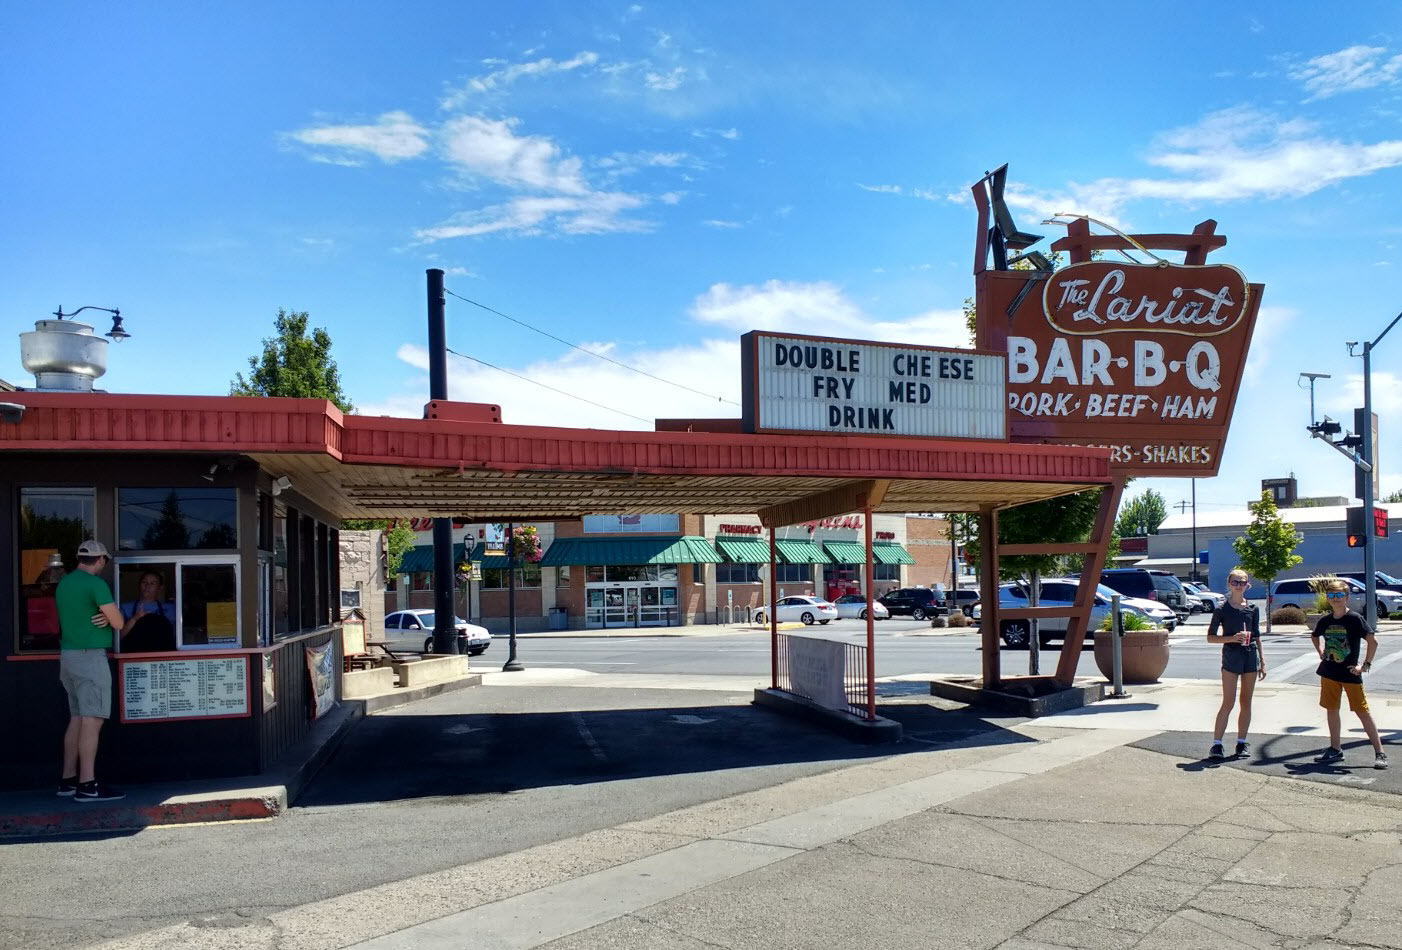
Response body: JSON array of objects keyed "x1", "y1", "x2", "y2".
[
  {"x1": 231, "y1": 309, "x2": 354, "y2": 412},
  {"x1": 1114, "y1": 488, "x2": 1168, "y2": 537},
  {"x1": 997, "y1": 489, "x2": 1104, "y2": 580},
  {"x1": 1232, "y1": 491, "x2": 1302, "y2": 587}
]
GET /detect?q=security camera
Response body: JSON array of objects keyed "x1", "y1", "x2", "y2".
[
  {"x1": 0, "y1": 403, "x2": 24, "y2": 424},
  {"x1": 271, "y1": 475, "x2": 293, "y2": 495}
]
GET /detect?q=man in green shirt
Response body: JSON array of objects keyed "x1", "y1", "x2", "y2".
[{"x1": 56, "y1": 539, "x2": 128, "y2": 802}]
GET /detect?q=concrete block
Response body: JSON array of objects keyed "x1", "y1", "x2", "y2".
[
  {"x1": 751, "y1": 688, "x2": 903, "y2": 744},
  {"x1": 342, "y1": 666, "x2": 397, "y2": 698},
  {"x1": 396, "y1": 654, "x2": 472, "y2": 689},
  {"x1": 928, "y1": 675, "x2": 1103, "y2": 717}
]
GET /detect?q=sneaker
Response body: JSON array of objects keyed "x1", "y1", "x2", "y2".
[
  {"x1": 1209, "y1": 742, "x2": 1225, "y2": 759},
  {"x1": 1235, "y1": 740, "x2": 1250, "y2": 758},
  {"x1": 74, "y1": 782, "x2": 125, "y2": 803},
  {"x1": 1315, "y1": 747, "x2": 1345, "y2": 764},
  {"x1": 1377, "y1": 751, "x2": 1390, "y2": 770},
  {"x1": 57, "y1": 776, "x2": 78, "y2": 797}
]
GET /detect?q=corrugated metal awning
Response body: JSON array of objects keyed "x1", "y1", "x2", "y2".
[
  {"x1": 714, "y1": 536, "x2": 771, "y2": 563},
  {"x1": 540, "y1": 535, "x2": 722, "y2": 566},
  {"x1": 775, "y1": 539, "x2": 826, "y2": 564},
  {"x1": 872, "y1": 542, "x2": 916, "y2": 565},
  {"x1": 822, "y1": 540, "x2": 869, "y2": 564}
]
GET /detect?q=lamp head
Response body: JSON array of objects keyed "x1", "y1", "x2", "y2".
[{"x1": 105, "y1": 313, "x2": 130, "y2": 342}]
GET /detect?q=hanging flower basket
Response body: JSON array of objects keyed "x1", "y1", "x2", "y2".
[{"x1": 507, "y1": 524, "x2": 543, "y2": 563}]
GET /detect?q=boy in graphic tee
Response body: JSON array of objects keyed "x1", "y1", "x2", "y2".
[{"x1": 1311, "y1": 579, "x2": 1387, "y2": 769}]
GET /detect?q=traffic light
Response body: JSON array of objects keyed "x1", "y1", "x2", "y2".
[{"x1": 1346, "y1": 506, "x2": 1366, "y2": 548}]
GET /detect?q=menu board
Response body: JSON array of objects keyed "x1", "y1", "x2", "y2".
[{"x1": 121, "y1": 655, "x2": 251, "y2": 723}]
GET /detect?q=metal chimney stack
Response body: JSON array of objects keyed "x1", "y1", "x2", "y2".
[{"x1": 20, "y1": 318, "x2": 109, "y2": 391}]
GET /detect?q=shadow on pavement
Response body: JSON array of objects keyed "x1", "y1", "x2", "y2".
[
  {"x1": 1133, "y1": 730, "x2": 1401, "y2": 794},
  {"x1": 297, "y1": 691, "x2": 1033, "y2": 808}
]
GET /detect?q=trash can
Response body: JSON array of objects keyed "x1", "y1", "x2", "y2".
[{"x1": 548, "y1": 607, "x2": 568, "y2": 630}]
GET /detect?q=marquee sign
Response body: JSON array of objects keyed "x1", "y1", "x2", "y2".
[
  {"x1": 974, "y1": 218, "x2": 1261, "y2": 477},
  {"x1": 741, "y1": 331, "x2": 1006, "y2": 439}
]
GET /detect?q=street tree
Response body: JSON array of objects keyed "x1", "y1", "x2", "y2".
[
  {"x1": 231, "y1": 309, "x2": 354, "y2": 412},
  {"x1": 1115, "y1": 488, "x2": 1168, "y2": 537},
  {"x1": 1232, "y1": 490, "x2": 1303, "y2": 633}
]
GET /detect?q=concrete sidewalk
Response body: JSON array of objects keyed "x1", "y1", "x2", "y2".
[{"x1": 79, "y1": 716, "x2": 1402, "y2": 950}]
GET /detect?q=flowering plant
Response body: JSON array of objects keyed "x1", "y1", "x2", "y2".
[{"x1": 505, "y1": 524, "x2": 543, "y2": 563}]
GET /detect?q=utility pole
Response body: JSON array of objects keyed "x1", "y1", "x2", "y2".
[{"x1": 426, "y1": 268, "x2": 457, "y2": 655}]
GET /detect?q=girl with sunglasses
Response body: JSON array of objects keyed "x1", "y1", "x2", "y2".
[{"x1": 1205, "y1": 568, "x2": 1265, "y2": 759}]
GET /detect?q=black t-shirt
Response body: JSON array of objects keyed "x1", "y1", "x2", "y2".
[
  {"x1": 1209, "y1": 601, "x2": 1259, "y2": 663},
  {"x1": 1313, "y1": 609, "x2": 1369, "y2": 684}
]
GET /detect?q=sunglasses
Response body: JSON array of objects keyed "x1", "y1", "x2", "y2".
[
  {"x1": 1327, "y1": 591, "x2": 1349, "y2": 600},
  {"x1": 1228, "y1": 580, "x2": 1249, "y2": 587}
]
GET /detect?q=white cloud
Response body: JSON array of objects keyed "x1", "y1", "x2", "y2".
[
  {"x1": 858, "y1": 183, "x2": 902, "y2": 194},
  {"x1": 439, "y1": 116, "x2": 589, "y2": 194},
  {"x1": 702, "y1": 219, "x2": 742, "y2": 229},
  {"x1": 286, "y1": 111, "x2": 429, "y2": 164},
  {"x1": 1010, "y1": 107, "x2": 1402, "y2": 222},
  {"x1": 443, "y1": 266, "x2": 475, "y2": 277},
  {"x1": 416, "y1": 192, "x2": 649, "y2": 239},
  {"x1": 1322, "y1": 370, "x2": 1402, "y2": 418},
  {"x1": 440, "y1": 52, "x2": 600, "y2": 109},
  {"x1": 362, "y1": 282, "x2": 976, "y2": 431},
  {"x1": 690, "y1": 127, "x2": 739, "y2": 140},
  {"x1": 857, "y1": 183, "x2": 944, "y2": 201},
  {"x1": 1290, "y1": 45, "x2": 1402, "y2": 100},
  {"x1": 645, "y1": 67, "x2": 687, "y2": 91}
]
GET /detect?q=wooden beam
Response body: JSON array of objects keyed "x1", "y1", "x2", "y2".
[
  {"x1": 1053, "y1": 478, "x2": 1127, "y2": 686},
  {"x1": 997, "y1": 542, "x2": 1101, "y2": 556},
  {"x1": 756, "y1": 479, "x2": 889, "y2": 527},
  {"x1": 979, "y1": 505, "x2": 1000, "y2": 688}
]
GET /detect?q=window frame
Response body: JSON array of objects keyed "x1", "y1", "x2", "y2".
[{"x1": 114, "y1": 553, "x2": 241, "y2": 651}]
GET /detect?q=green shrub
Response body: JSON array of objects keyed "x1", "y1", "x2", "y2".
[
  {"x1": 1098, "y1": 610, "x2": 1157, "y2": 632},
  {"x1": 946, "y1": 610, "x2": 972, "y2": 628},
  {"x1": 1270, "y1": 605, "x2": 1307, "y2": 626}
]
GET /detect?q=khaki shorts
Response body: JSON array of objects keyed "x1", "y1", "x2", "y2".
[
  {"x1": 59, "y1": 649, "x2": 112, "y2": 719},
  {"x1": 1320, "y1": 677, "x2": 1369, "y2": 713}
]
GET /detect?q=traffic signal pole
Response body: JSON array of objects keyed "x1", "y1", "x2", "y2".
[{"x1": 1362, "y1": 339, "x2": 1377, "y2": 630}]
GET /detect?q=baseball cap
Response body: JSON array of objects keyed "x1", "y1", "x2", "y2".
[{"x1": 77, "y1": 539, "x2": 109, "y2": 558}]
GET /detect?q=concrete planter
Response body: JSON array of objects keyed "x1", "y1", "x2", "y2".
[{"x1": 1093, "y1": 629, "x2": 1170, "y2": 684}]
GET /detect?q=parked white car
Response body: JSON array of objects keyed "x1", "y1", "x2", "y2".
[
  {"x1": 972, "y1": 578, "x2": 1177, "y2": 648},
  {"x1": 384, "y1": 609, "x2": 492, "y2": 655},
  {"x1": 831, "y1": 594, "x2": 889, "y2": 620},
  {"x1": 1269, "y1": 577, "x2": 1402, "y2": 618},
  {"x1": 753, "y1": 595, "x2": 838, "y2": 625},
  {"x1": 1182, "y1": 582, "x2": 1223, "y2": 612}
]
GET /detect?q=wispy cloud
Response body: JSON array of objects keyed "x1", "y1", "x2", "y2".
[
  {"x1": 440, "y1": 52, "x2": 600, "y2": 109},
  {"x1": 858, "y1": 183, "x2": 951, "y2": 201},
  {"x1": 1290, "y1": 45, "x2": 1402, "y2": 100},
  {"x1": 1008, "y1": 106, "x2": 1402, "y2": 222},
  {"x1": 284, "y1": 111, "x2": 429, "y2": 165},
  {"x1": 701, "y1": 219, "x2": 742, "y2": 229},
  {"x1": 439, "y1": 116, "x2": 589, "y2": 194},
  {"x1": 416, "y1": 192, "x2": 650, "y2": 240}
]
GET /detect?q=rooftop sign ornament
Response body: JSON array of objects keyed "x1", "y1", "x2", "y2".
[{"x1": 970, "y1": 164, "x2": 1262, "y2": 477}]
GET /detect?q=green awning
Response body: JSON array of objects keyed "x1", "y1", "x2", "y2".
[
  {"x1": 714, "y1": 536, "x2": 772, "y2": 563},
  {"x1": 398, "y1": 543, "x2": 513, "y2": 574},
  {"x1": 398, "y1": 542, "x2": 470, "y2": 575},
  {"x1": 873, "y1": 542, "x2": 916, "y2": 565},
  {"x1": 540, "y1": 535, "x2": 722, "y2": 566},
  {"x1": 821, "y1": 540, "x2": 870, "y2": 564},
  {"x1": 775, "y1": 539, "x2": 827, "y2": 564}
]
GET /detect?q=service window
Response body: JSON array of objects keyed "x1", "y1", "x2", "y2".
[
  {"x1": 115, "y1": 556, "x2": 240, "y2": 650},
  {"x1": 16, "y1": 487, "x2": 96, "y2": 653}
]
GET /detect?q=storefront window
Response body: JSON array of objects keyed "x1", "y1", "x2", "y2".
[
  {"x1": 716, "y1": 562, "x2": 761, "y2": 583},
  {"x1": 272, "y1": 507, "x2": 289, "y2": 637},
  {"x1": 776, "y1": 563, "x2": 811, "y2": 583},
  {"x1": 17, "y1": 488, "x2": 96, "y2": 652},
  {"x1": 556, "y1": 566, "x2": 571, "y2": 587},
  {"x1": 481, "y1": 564, "x2": 542, "y2": 589},
  {"x1": 118, "y1": 487, "x2": 237, "y2": 551},
  {"x1": 179, "y1": 562, "x2": 240, "y2": 648},
  {"x1": 112, "y1": 556, "x2": 239, "y2": 650}
]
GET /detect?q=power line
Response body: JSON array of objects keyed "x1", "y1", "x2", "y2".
[
  {"x1": 443, "y1": 287, "x2": 739, "y2": 407},
  {"x1": 444, "y1": 346, "x2": 653, "y2": 425}
]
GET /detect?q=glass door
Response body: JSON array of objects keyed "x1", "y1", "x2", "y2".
[
  {"x1": 603, "y1": 587, "x2": 627, "y2": 626},
  {"x1": 624, "y1": 586, "x2": 640, "y2": 625}
]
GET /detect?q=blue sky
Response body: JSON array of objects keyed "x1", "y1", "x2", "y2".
[{"x1": 5, "y1": 3, "x2": 1402, "y2": 519}]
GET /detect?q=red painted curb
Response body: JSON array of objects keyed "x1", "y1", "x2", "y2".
[{"x1": 0, "y1": 793, "x2": 282, "y2": 838}]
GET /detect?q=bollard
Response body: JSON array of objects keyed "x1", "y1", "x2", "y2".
[{"x1": 1108, "y1": 594, "x2": 1130, "y2": 699}]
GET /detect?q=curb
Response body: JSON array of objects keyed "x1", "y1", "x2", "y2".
[{"x1": 752, "y1": 687, "x2": 903, "y2": 744}]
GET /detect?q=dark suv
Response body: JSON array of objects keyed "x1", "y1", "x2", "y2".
[
  {"x1": 1096, "y1": 569, "x2": 1191, "y2": 619},
  {"x1": 878, "y1": 587, "x2": 945, "y2": 620}
]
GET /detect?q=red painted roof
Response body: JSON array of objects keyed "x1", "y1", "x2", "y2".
[{"x1": 0, "y1": 392, "x2": 1112, "y2": 518}]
